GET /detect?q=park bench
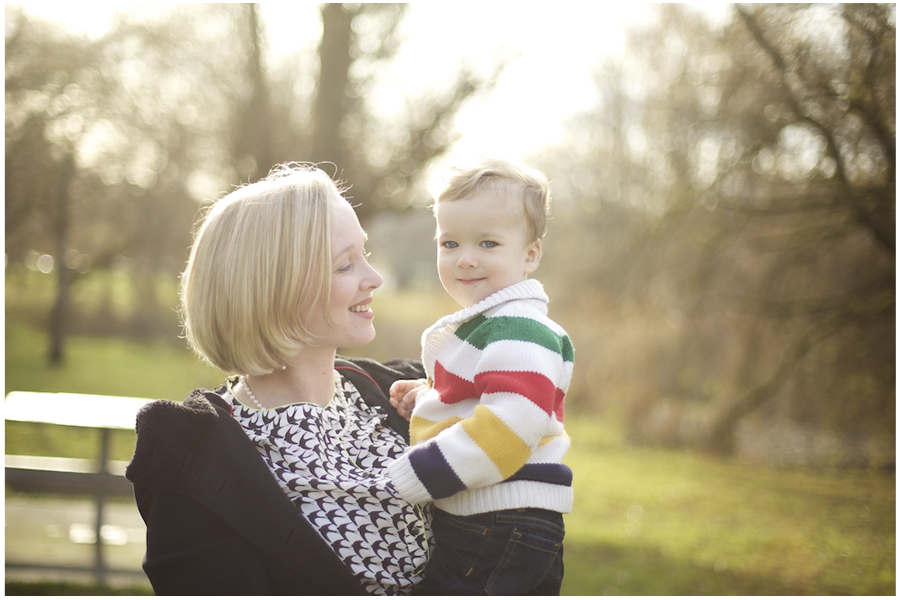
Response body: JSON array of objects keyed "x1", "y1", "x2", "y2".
[{"x1": 5, "y1": 391, "x2": 151, "y2": 585}]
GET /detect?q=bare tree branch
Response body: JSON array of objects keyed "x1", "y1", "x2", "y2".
[
  {"x1": 703, "y1": 311, "x2": 852, "y2": 453},
  {"x1": 736, "y1": 4, "x2": 895, "y2": 254}
]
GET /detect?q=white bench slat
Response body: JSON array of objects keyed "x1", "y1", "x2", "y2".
[
  {"x1": 5, "y1": 455, "x2": 130, "y2": 476},
  {"x1": 5, "y1": 391, "x2": 152, "y2": 430}
]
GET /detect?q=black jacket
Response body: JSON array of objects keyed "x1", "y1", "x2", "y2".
[{"x1": 126, "y1": 356, "x2": 425, "y2": 596}]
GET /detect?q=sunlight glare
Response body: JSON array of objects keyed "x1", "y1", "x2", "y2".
[{"x1": 7, "y1": 3, "x2": 715, "y2": 169}]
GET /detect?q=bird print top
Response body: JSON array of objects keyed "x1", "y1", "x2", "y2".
[{"x1": 226, "y1": 371, "x2": 432, "y2": 595}]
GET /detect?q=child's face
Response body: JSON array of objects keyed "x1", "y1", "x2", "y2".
[{"x1": 435, "y1": 190, "x2": 542, "y2": 308}]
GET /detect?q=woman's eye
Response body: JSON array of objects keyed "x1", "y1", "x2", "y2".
[{"x1": 336, "y1": 262, "x2": 352, "y2": 273}]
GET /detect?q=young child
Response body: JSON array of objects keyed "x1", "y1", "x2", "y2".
[{"x1": 386, "y1": 157, "x2": 574, "y2": 595}]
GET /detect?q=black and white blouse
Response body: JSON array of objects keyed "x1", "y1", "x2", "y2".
[{"x1": 226, "y1": 371, "x2": 432, "y2": 595}]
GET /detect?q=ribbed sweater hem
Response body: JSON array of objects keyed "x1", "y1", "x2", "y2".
[
  {"x1": 433, "y1": 480, "x2": 573, "y2": 516},
  {"x1": 386, "y1": 457, "x2": 433, "y2": 505}
]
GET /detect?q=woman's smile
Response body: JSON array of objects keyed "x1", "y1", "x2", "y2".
[{"x1": 349, "y1": 298, "x2": 374, "y2": 315}]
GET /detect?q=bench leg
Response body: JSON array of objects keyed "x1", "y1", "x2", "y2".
[
  {"x1": 94, "y1": 428, "x2": 111, "y2": 585},
  {"x1": 94, "y1": 493, "x2": 107, "y2": 586}
]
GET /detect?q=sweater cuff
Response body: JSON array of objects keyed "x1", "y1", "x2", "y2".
[{"x1": 386, "y1": 456, "x2": 434, "y2": 505}]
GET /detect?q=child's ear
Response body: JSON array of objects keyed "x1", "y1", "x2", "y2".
[{"x1": 523, "y1": 239, "x2": 542, "y2": 275}]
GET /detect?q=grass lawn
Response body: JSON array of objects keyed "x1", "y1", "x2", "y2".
[
  {"x1": 4, "y1": 321, "x2": 895, "y2": 595},
  {"x1": 561, "y1": 417, "x2": 895, "y2": 595},
  {"x1": 5, "y1": 321, "x2": 225, "y2": 461}
]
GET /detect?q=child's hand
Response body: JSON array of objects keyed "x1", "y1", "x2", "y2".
[{"x1": 389, "y1": 379, "x2": 426, "y2": 421}]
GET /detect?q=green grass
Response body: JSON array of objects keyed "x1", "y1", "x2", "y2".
[
  {"x1": 560, "y1": 417, "x2": 895, "y2": 595},
  {"x1": 3, "y1": 581, "x2": 153, "y2": 596},
  {"x1": 5, "y1": 306, "x2": 896, "y2": 595},
  {"x1": 4, "y1": 320, "x2": 224, "y2": 401},
  {"x1": 5, "y1": 320, "x2": 224, "y2": 461}
]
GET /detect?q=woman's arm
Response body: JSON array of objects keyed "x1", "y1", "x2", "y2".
[
  {"x1": 134, "y1": 483, "x2": 284, "y2": 595},
  {"x1": 128, "y1": 396, "x2": 367, "y2": 596},
  {"x1": 336, "y1": 356, "x2": 426, "y2": 442}
]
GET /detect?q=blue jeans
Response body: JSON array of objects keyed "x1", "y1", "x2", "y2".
[{"x1": 414, "y1": 508, "x2": 565, "y2": 596}]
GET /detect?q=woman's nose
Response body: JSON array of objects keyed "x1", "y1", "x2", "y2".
[{"x1": 365, "y1": 261, "x2": 384, "y2": 290}]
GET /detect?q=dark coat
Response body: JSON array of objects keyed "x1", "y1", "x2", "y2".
[{"x1": 126, "y1": 356, "x2": 425, "y2": 596}]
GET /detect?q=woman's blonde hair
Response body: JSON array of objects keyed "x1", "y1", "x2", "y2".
[
  {"x1": 433, "y1": 156, "x2": 551, "y2": 242},
  {"x1": 180, "y1": 164, "x2": 344, "y2": 376}
]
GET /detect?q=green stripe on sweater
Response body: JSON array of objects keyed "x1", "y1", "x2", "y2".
[{"x1": 456, "y1": 315, "x2": 575, "y2": 362}]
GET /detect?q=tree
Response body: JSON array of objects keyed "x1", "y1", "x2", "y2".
[
  {"x1": 6, "y1": 4, "x2": 247, "y2": 359},
  {"x1": 6, "y1": 3, "x2": 501, "y2": 362},
  {"x1": 234, "y1": 4, "x2": 501, "y2": 223},
  {"x1": 538, "y1": 4, "x2": 894, "y2": 460}
]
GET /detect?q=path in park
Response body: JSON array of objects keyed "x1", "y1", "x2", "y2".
[{"x1": 5, "y1": 496, "x2": 149, "y2": 588}]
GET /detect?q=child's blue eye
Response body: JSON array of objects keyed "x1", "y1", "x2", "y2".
[
  {"x1": 442, "y1": 241, "x2": 458, "y2": 249},
  {"x1": 481, "y1": 241, "x2": 498, "y2": 249}
]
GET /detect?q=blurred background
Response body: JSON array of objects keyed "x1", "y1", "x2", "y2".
[{"x1": 5, "y1": 2, "x2": 895, "y2": 595}]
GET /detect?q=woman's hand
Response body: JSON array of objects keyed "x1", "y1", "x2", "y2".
[{"x1": 389, "y1": 379, "x2": 426, "y2": 420}]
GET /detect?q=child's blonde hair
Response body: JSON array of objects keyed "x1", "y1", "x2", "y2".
[
  {"x1": 180, "y1": 164, "x2": 345, "y2": 376},
  {"x1": 434, "y1": 157, "x2": 551, "y2": 241}
]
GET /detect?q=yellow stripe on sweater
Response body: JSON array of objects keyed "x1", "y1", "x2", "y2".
[
  {"x1": 410, "y1": 414, "x2": 463, "y2": 445},
  {"x1": 461, "y1": 405, "x2": 530, "y2": 479},
  {"x1": 538, "y1": 430, "x2": 571, "y2": 446}
]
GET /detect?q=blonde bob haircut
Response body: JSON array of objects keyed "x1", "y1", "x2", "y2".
[
  {"x1": 433, "y1": 156, "x2": 551, "y2": 242},
  {"x1": 180, "y1": 164, "x2": 345, "y2": 376}
]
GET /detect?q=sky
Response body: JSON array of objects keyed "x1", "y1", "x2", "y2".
[
  {"x1": 384, "y1": 3, "x2": 648, "y2": 165},
  {"x1": 8, "y1": 2, "x2": 731, "y2": 166}
]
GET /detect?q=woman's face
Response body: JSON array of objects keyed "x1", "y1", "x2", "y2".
[{"x1": 303, "y1": 197, "x2": 384, "y2": 350}]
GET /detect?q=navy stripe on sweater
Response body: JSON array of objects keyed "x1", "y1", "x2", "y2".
[
  {"x1": 504, "y1": 463, "x2": 573, "y2": 487},
  {"x1": 408, "y1": 442, "x2": 466, "y2": 500},
  {"x1": 408, "y1": 447, "x2": 572, "y2": 501}
]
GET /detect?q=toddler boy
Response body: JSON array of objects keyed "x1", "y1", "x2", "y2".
[{"x1": 386, "y1": 157, "x2": 574, "y2": 595}]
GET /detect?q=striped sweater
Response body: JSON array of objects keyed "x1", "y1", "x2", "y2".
[{"x1": 386, "y1": 279, "x2": 574, "y2": 516}]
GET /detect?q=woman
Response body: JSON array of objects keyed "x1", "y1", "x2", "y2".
[{"x1": 126, "y1": 164, "x2": 431, "y2": 595}]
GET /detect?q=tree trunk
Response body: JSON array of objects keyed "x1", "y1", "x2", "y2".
[
  {"x1": 312, "y1": 4, "x2": 355, "y2": 167},
  {"x1": 702, "y1": 315, "x2": 847, "y2": 454},
  {"x1": 48, "y1": 152, "x2": 75, "y2": 366},
  {"x1": 235, "y1": 3, "x2": 273, "y2": 182}
]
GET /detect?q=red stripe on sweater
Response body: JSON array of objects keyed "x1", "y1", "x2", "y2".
[
  {"x1": 433, "y1": 361, "x2": 477, "y2": 405},
  {"x1": 434, "y1": 362, "x2": 566, "y2": 421},
  {"x1": 554, "y1": 387, "x2": 565, "y2": 422},
  {"x1": 474, "y1": 369, "x2": 558, "y2": 416}
]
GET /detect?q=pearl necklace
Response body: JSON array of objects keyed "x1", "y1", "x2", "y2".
[
  {"x1": 239, "y1": 375, "x2": 265, "y2": 409},
  {"x1": 240, "y1": 369, "x2": 341, "y2": 410}
]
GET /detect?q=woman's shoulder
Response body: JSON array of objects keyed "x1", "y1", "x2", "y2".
[
  {"x1": 335, "y1": 356, "x2": 425, "y2": 393},
  {"x1": 335, "y1": 356, "x2": 420, "y2": 443},
  {"x1": 136, "y1": 385, "x2": 230, "y2": 423},
  {"x1": 126, "y1": 385, "x2": 234, "y2": 487}
]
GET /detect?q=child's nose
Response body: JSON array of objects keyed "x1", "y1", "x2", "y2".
[{"x1": 457, "y1": 250, "x2": 478, "y2": 268}]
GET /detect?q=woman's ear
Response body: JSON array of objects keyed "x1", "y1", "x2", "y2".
[{"x1": 523, "y1": 238, "x2": 542, "y2": 275}]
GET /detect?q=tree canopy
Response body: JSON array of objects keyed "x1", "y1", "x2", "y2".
[
  {"x1": 5, "y1": 3, "x2": 499, "y2": 360},
  {"x1": 537, "y1": 4, "x2": 894, "y2": 458}
]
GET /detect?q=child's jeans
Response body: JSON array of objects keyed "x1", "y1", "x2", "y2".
[{"x1": 414, "y1": 507, "x2": 565, "y2": 596}]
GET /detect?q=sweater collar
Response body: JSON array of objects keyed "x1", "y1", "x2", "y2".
[{"x1": 428, "y1": 279, "x2": 548, "y2": 331}]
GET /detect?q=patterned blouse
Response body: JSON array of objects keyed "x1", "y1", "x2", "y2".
[{"x1": 225, "y1": 371, "x2": 432, "y2": 595}]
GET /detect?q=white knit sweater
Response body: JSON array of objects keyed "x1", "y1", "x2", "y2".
[{"x1": 386, "y1": 280, "x2": 574, "y2": 516}]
